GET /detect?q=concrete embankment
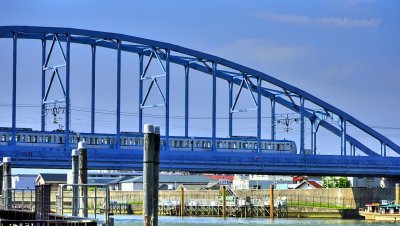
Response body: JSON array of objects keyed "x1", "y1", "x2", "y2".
[{"x1": 288, "y1": 206, "x2": 360, "y2": 219}]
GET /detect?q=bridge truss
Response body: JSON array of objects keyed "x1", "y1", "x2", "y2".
[{"x1": 0, "y1": 26, "x2": 399, "y2": 176}]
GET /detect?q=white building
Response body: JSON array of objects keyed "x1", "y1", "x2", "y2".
[{"x1": 232, "y1": 174, "x2": 293, "y2": 190}]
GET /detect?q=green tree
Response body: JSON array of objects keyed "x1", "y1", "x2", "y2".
[{"x1": 323, "y1": 176, "x2": 350, "y2": 188}]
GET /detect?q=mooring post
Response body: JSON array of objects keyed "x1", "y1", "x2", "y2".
[
  {"x1": 2, "y1": 157, "x2": 11, "y2": 209},
  {"x1": 78, "y1": 141, "x2": 88, "y2": 217},
  {"x1": 222, "y1": 185, "x2": 226, "y2": 218},
  {"x1": 71, "y1": 149, "x2": 79, "y2": 216},
  {"x1": 270, "y1": 184, "x2": 274, "y2": 219},
  {"x1": 180, "y1": 186, "x2": 185, "y2": 217},
  {"x1": 396, "y1": 183, "x2": 400, "y2": 206},
  {"x1": 143, "y1": 124, "x2": 160, "y2": 226}
]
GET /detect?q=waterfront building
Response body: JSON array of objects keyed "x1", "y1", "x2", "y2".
[
  {"x1": 232, "y1": 174, "x2": 293, "y2": 190},
  {"x1": 119, "y1": 175, "x2": 216, "y2": 191},
  {"x1": 35, "y1": 173, "x2": 67, "y2": 191},
  {"x1": 294, "y1": 180, "x2": 323, "y2": 189}
]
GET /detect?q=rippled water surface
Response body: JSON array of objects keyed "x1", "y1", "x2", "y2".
[{"x1": 111, "y1": 215, "x2": 398, "y2": 226}]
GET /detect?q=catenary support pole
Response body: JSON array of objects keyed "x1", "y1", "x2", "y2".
[
  {"x1": 78, "y1": 141, "x2": 88, "y2": 217},
  {"x1": 143, "y1": 124, "x2": 160, "y2": 226},
  {"x1": 71, "y1": 149, "x2": 79, "y2": 216},
  {"x1": 2, "y1": 157, "x2": 12, "y2": 209}
]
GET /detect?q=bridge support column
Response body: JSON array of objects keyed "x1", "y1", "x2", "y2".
[
  {"x1": 91, "y1": 45, "x2": 96, "y2": 134},
  {"x1": 65, "y1": 34, "x2": 71, "y2": 150},
  {"x1": 71, "y1": 149, "x2": 79, "y2": 216},
  {"x1": 143, "y1": 124, "x2": 160, "y2": 226},
  {"x1": 2, "y1": 157, "x2": 12, "y2": 209},
  {"x1": 41, "y1": 39, "x2": 46, "y2": 132},
  {"x1": 139, "y1": 54, "x2": 143, "y2": 133},
  {"x1": 11, "y1": 32, "x2": 17, "y2": 147},
  {"x1": 184, "y1": 66, "x2": 189, "y2": 138},
  {"x1": 311, "y1": 120, "x2": 317, "y2": 155},
  {"x1": 271, "y1": 98, "x2": 276, "y2": 140},
  {"x1": 257, "y1": 78, "x2": 262, "y2": 153},
  {"x1": 212, "y1": 62, "x2": 217, "y2": 152},
  {"x1": 165, "y1": 50, "x2": 170, "y2": 151},
  {"x1": 341, "y1": 118, "x2": 347, "y2": 156},
  {"x1": 116, "y1": 40, "x2": 121, "y2": 149},
  {"x1": 229, "y1": 81, "x2": 233, "y2": 137},
  {"x1": 300, "y1": 97, "x2": 305, "y2": 155},
  {"x1": 381, "y1": 142, "x2": 386, "y2": 157},
  {"x1": 78, "y1": 142, "x2": 88, "y2": 217}
]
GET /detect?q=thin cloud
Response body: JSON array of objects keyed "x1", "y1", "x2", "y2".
[{"x1": 257, "y1": 12, "x2": 382, "y2": 28}]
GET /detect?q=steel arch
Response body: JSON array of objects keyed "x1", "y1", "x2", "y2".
[{"x1": 0, "y1": 25, "x2": 399, "y2": 158}]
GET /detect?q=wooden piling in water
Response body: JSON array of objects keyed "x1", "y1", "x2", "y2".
[
  {"x1": 270, "y1": 184, "x2": 274, "y2": 219},
  {"x1": 180, "y1": 187, "x2": 185, "y2": 217},
  {"x1": 78, "y1": 142, "x2": 88, "y2": 218},
  {"x1": 143, "y1": 124, "x2": 160, "y2": 226},
  {"x1": 396, "y1": 183, "x2": 399, "y2": 206},
  {"x1": 2, "y1": 157, "x2": 12, "y2": 209},
  {"x1": 222, "y1": 185, "x2": 226, "y2": 219}
]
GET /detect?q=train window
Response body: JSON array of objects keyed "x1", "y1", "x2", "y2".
[
  {"x1": 179, "y1": 140, "x2": 183, "y2": 147},
  {"x1": 228, "y1": 142, "x2": 231, "y2": 148},
  {"x1": 249, "y1": 143, "x2": 252, "y2": 149},
  {"x1": 196, "y1": 141, "x2": 200, "y2": 148},
  {"x1": 267, "y1": 143, "x2": 271, "y2": 150},
  {"x1": 95, "y1": 138, "x2": 99, "y2": 145},
  {"x1": 233, "y1": 142, "x2": 237, "y2": 149},
  {"x1": 58, "y1": 137, "x2": 63, "y2": 144},
  {"x1": 277, "y1": 144, "x2": 280, "y2": 150},
  {"x1": 27, "y1": 135, "x2": 31, "y2": 142},
  {"x1": 207, "y1": 141, "x2": 211, "y2": 148},
  {"x1": 1, "y1": 135, "x2": 5, "y2": 142},
  {"x1": 45, "y1": 136, "x2": 50, "y2": 143}
]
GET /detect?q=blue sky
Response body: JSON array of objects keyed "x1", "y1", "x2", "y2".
[{"x1": 0, "y1": 0, "x2": 399, "y2": 155}]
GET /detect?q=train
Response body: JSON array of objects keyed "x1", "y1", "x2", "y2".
[{"x1": 0, "y1": 128, "x2": 297, "y2": 154}]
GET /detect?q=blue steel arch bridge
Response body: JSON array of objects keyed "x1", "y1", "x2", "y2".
[{"x1": 0, "y1": 26, "x2": 399, "y2": 177}]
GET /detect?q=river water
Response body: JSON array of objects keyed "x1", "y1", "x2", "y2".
[{"x1": 111, "y1": 215, "x2": 397, "y2": 225}]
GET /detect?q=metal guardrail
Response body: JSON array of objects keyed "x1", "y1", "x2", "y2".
[
  {"x1": 0, "y1": 188, "x2": 35, "y2": 211},
  {"x1": 56, "y1": 184, "x2": 110, "y2": 224}
]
